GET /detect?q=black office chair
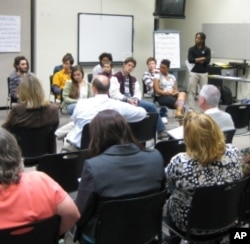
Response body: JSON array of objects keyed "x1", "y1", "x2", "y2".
[
  {"x1": 37, "y1": 150, "x2": 89, "y2": 193},
  {"x1": 0, "y1": 215, "x2": 61, "y2": 244},
  {"x1": 87, "y1": 73, "x2": 93, "y2": 83},
  {"x1": 225, "y1": 104, "x2": 250, "y2": 134},
  {"x1": 53, "y1": 64, "x2": 63, "y2": 74},
  {"x1": 163, "y1": 177, "x2": 250, "y2": 243},
  {"x1": 80, "y1": 123, "x2": 90, "y2": 150},
  {"x1": 75, "y1": 190, "x2": 166, "y2": 244},
  {"x1": 10, "y1": 125, "x2": 57, "y2": 166},
  {"x1": 49, "y1": 75, "x2": 57, "y2": 103},
  {"x1": 155, "y1": 139, "x2": 186, "y2": 167},
  {"x1": 129, "y1": 112, "x2": 158, "y2": 146},
  {"x1": 239, "y1": 177, "x2": 250, "y2": 227},
  {"x1": 224, "y1": 129, "x2": 236, "y2": 143}
]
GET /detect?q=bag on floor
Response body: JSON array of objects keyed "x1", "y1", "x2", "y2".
[{"x1": 221, "y1": 86, "x2": 233, "y2": 105}]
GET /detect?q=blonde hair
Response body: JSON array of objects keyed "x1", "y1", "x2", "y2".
[
  {"x1": 184, "y1": 111, "x2": 225, "y2": 166},
  {"x1": 17, "y1": 74, "x2": 49, "y2": 109}
]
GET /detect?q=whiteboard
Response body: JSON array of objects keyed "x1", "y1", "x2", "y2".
[
  {"x1": 153, "y1": 30, "x2": 180, "y2": 69},
  {"x1": 78, "y1": 13, "x2": 133, "y2": 65},
  {"x1": 202, "y1": 23, "x2": 250, "y2": 60}
]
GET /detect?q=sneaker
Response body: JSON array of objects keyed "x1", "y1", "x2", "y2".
[
  {"x1": 158, "y1": 130, "x2": 169, "y2": 140},
  {"x1": 161, "y1": 117, "x2": 168, "y2": 124}
]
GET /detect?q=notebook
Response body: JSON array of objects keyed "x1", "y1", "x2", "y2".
[{"x1": 167, "y1": 126, "x2": 184, "y2": 140}]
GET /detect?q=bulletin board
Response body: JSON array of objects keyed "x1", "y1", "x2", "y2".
[{"x1": 153, "y1": 30, "x2": 181, "y2": 69}]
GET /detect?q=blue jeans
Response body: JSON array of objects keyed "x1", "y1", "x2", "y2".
[
  {"x1": 66, "y1": 103, "x2": 76, "y2": 115},
  {"x1": 138, "y1": 100, "x2": 165, "y2": 133},
  {"x1": 52, "y1": 85, "x2": 61, "y2": 95},
  {"x1": 159, "y1": 107, "x2": 168, "y2": 117}
]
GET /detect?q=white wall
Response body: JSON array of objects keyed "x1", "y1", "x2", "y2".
[
  {"x1": 34, "y1": 0, "x2": 155, "y2": 99},
  {"x1": 160, "y1": 0, "x2": 250, "y2": 99},
  {"x1": 35, "y1": 0, "x2": 250, "y2": 100}
]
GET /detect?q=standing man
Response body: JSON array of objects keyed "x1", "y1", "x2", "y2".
[
  {"x1": 52, "y1": 53, "x2": 74, "y2": 95},
  {"x1": 187, "y1": 32, "x2": 211, "y2": 110},
  {"x1": 9, "y1": 56, "x2": 29, "y2": 101},
  {"x1": 110, "y1": 57, "x2": 168, "y2": 139}
]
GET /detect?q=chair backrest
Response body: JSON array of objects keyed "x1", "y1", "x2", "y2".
[
  {"x1": 187, "y1": 177, "x2": 250, "y2": 233},
  {"x1": 87, "y1": 73, "x2": 93, "y2": 83},
  {"x1": 223, "y1": 129, "x2": 236, "y2": 143},
  {"x1": 49, "y1": 75, "x2": 54, "y2": 94},
  {"x1": 37, "y1": 150, "x2": 90, "y2": 192},
  {"x1": 239, "y1": 176, "x2": 250, "y2": 225},
  {"x1": 129, "y1": 112, "x2": 158, "y2": 146},
  {"x1": 95, "y1": 190, "x2": 167, "y2": 244},
  {"x1": 225, "y1": 104, "x2": 250, "y2": 130},
  {"x1": 53, "y1": 64, "x2": 63, "y2": 74},
  {"x1": 80, "y1": 123, "x2": 90, "y2": 150},
  {"x1": 10, "y1": 125, "x2": 57, "y2": 166},
  {"x1": 7, "y1": 77, "x2": 18, "y2": 108},
  {"x1": 155, "y1": 139, "x2": 186, "y2": 167},
  {"x1": 0, "y1": 215, "x2": 60, "y2": 244}
]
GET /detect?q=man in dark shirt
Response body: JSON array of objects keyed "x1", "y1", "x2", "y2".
[
  {"x1": 187, "y1": 32, "x2": 211, "y2": 110},
  {"x1": 9, "y1": 56, "x2": 29, "y2": 100}
]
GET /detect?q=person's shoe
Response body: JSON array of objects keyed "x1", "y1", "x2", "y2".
[
  {"x1": 161, "y1": 117, "x2": 168, "y2": 124},
  {"x1": 158, "y1": 130, "x2": 169, "y2": 140},
  {"x1": 174, "y1": 108, "x2": 184, "y2": 119}
]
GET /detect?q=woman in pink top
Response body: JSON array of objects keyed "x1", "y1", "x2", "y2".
[{"x1": 0, "y1": 128, "x2": 80, "y2": 235}]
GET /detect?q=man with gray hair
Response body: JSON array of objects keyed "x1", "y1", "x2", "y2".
[
  {"x1": 198, "y1": 84, "x2": 235, "y2": 131},
  {"x1": 167, "y1": 84, "x2": 234, "y2": 140}
]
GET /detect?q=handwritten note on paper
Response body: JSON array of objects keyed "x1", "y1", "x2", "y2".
[
  {"x1": 0, "y1": 15, "x2": 20, "y2": 52},
  {"x1": 154, "y1": 31, "x2": 181, "y2": 69}
]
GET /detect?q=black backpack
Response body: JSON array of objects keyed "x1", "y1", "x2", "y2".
[{"x1": 221, "y1": 86, "x2": 233, "y2": 105}]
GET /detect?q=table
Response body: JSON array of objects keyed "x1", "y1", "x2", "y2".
[{"x1": 208, "y1": 75, "x2": 250, "y2": 99}]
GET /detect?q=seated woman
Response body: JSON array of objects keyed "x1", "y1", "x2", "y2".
[
  {"x1": 153, "y1": 59, "x2": 186, "y2": 119},
  {"x1": 0, "y1": 127, "x2": 80, "y2": 234},
  {"x1": 165, "y1": 112, "x2": 242, "y2": 242},
  {"x1": 75, "y1": 109, "x2": 165, "y2": 243},
  {"x1": 62, "y1": 65, "x2": 92, "y2": 115},
  {"x1": 2, "y1": 74, "x2": 59, "y2": 130}
]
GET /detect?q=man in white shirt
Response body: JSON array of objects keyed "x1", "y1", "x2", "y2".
[
  {"x1": 62, "y1": 75, "x2": 146, "y2": 148},
  {"x1": 168, "y1": 84, "x2": 234, "y2": 139},
  {"x1": 198, "y1": 84, "x2": 235, "y2": 131}
]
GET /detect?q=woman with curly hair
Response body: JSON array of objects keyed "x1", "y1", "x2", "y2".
[{"x1": 165, "y1": 111, "x2": 242, "y2": 243}]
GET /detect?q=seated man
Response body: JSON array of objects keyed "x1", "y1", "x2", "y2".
[
  {"x1": 110, "y1": 57, "x2": 168, "y2": 139},
  {"x1": 142, "y1": 57, "x2": 168, "y2": 123},
  {"x1": 142, "y1": 57, "x2": 159, "y2": 97},
  {"x1": 167, "y1": 84, "x2": 235, "y2": 140},
  {"x1": 57, "y1": 75, "x2": 147, "y2": 149},
  {"x1": 9, "y1": 56, "x2": 30, "y2": 101},
  {"x1": 198, "y1": 84, "x2": 235, "y2": 131},
  {"x1": 52, "y1": 53, "x2": 74, "y2": 95}
]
